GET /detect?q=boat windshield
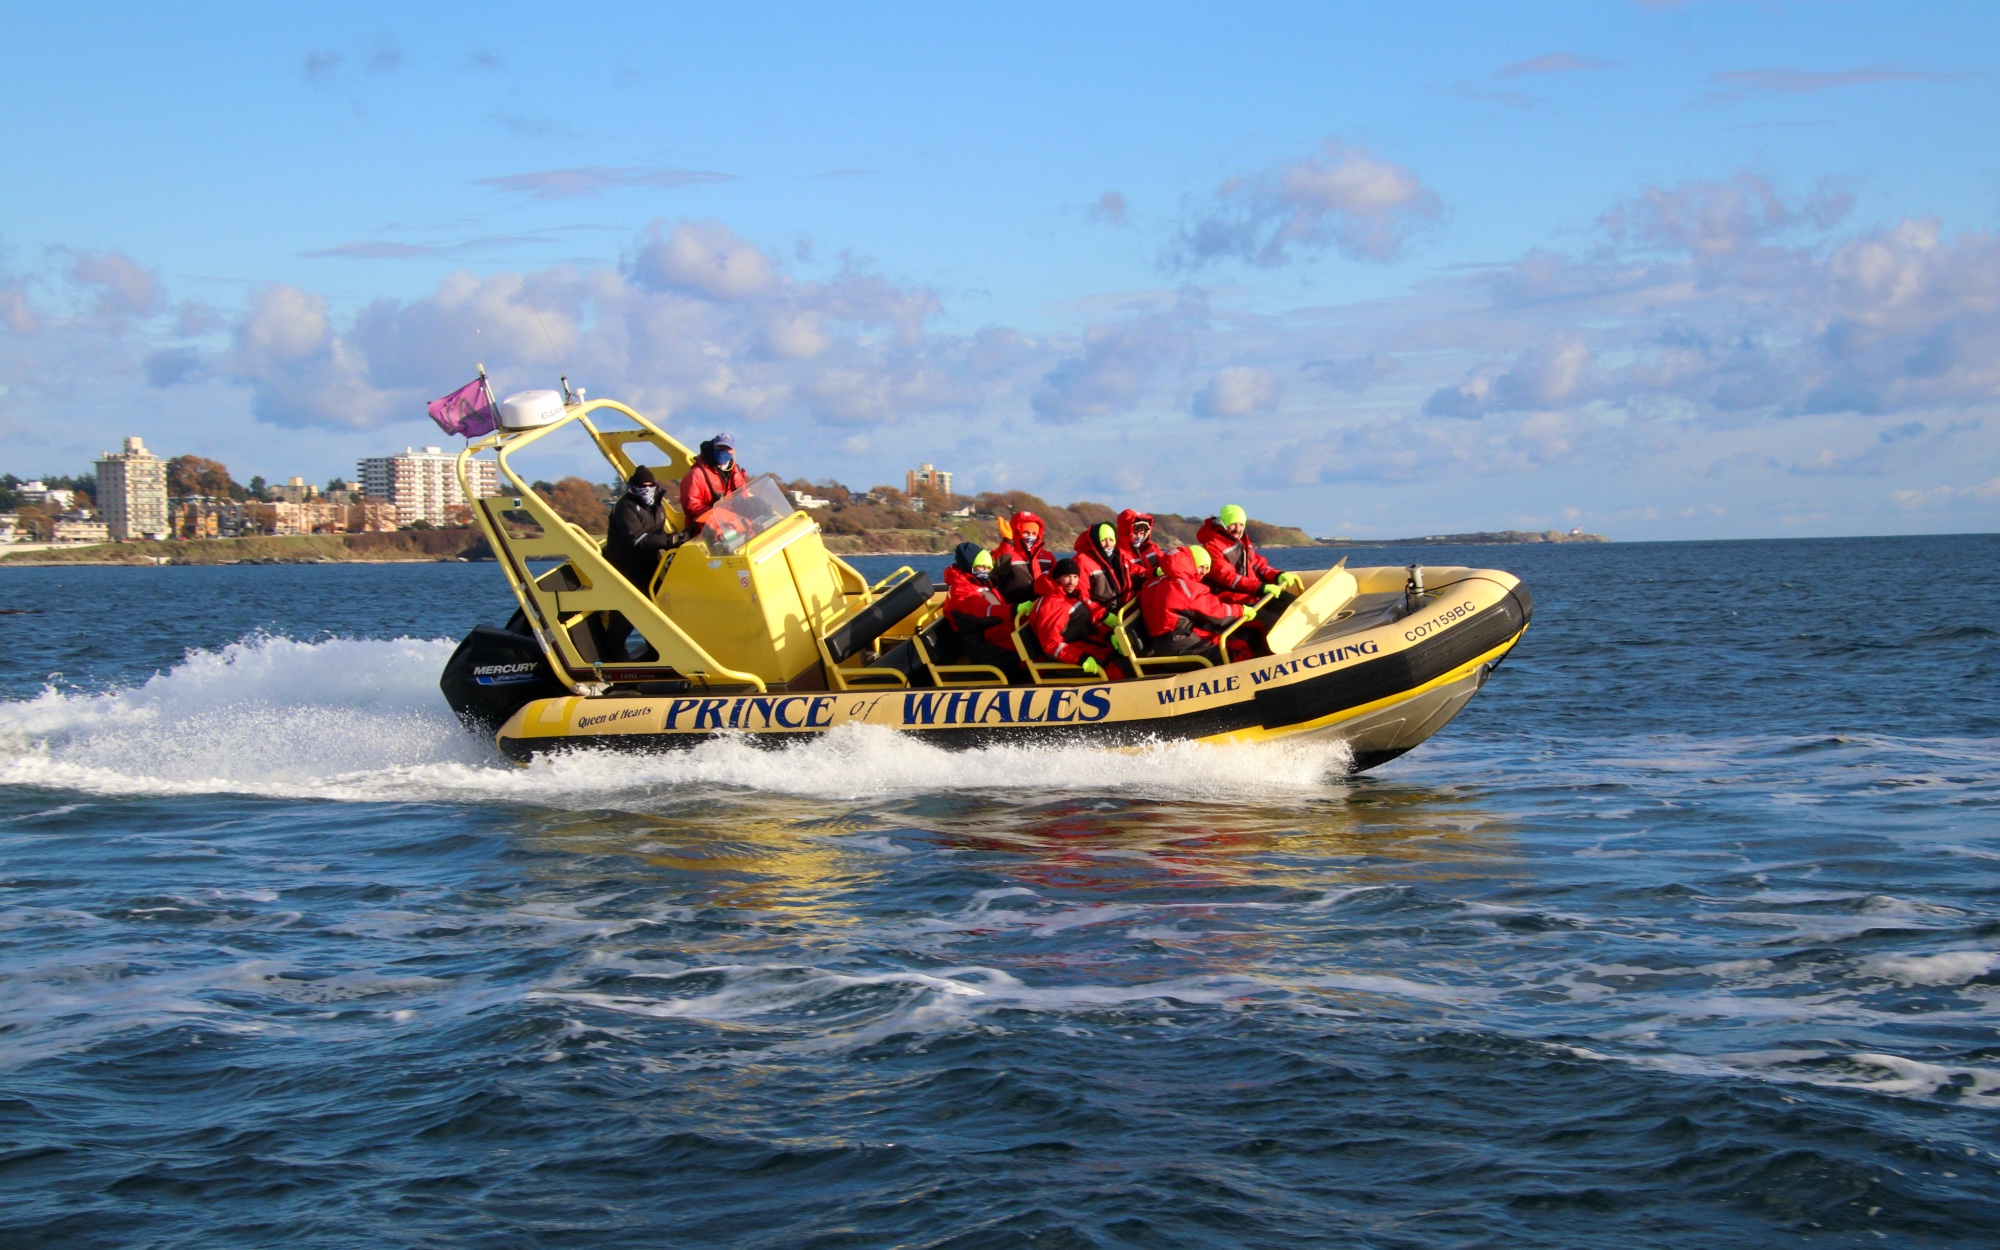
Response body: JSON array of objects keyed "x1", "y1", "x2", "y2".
[{"x1": 698, "y1": 474, "x2": 798, "y2": 554}]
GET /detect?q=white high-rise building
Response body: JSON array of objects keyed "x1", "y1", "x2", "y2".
[
  {"x1": 357, "y1": 446, "x2": 497, "y2": 527},
  {"x1": 95, "y1": 436, "x2": 170, "y2": 541}
]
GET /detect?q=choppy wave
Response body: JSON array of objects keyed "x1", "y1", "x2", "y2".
[{"x1": 0, "y1": 634, "x2": 1353, "y2": 804}]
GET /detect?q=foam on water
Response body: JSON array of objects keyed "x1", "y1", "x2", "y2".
[{"x1": 0, "y1": 634, "x2": 1352, "y2": 805}]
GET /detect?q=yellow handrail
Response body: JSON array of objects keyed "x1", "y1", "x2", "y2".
[{"x1": 455, "y1": 403, "x2": 767, "y2": 692}]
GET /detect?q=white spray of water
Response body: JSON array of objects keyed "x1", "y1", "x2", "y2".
[{"x1": 0, "y1": 635, "x2": 1352, "y2": 805}]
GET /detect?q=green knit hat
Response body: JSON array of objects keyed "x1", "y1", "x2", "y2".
[{"x1": 1218, "y1": 503, "x2": 1247, "y2": 527}]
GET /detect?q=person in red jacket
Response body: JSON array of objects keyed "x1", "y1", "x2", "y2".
[
  {"x1": 679, "y1": 432, "x2": 749, "y2": 528},
  {"x1": 1197, "y1": 504, "x2": 1303, "y2": 605},
  {"x1": 1114, "y1": 508, "x2": 1164, "y2": 585},
  {"x1": 990, "y1": 510, "x2": 1054, "y2": 604},
  {"x1": 1139, "y1": 546, "x2": 1262, "y2": 662},
  {"x1": 940, "y1": 543, "x2": 1021, "y2": 677},
  {"x1": 1072, "y1": 522, "x2": 1133, "y2": 613},
  {"x1": 1029, "y1": 557, "x2": 1124, "y2": 679}
]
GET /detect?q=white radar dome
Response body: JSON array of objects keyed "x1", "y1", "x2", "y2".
[{"x1": 497, "y1": 389, "x2": 566, "y2": 430}]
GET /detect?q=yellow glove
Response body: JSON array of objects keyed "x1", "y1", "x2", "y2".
[
  {"x1": 1278, "y1": 572, "x2": 1304, "y2": 593},
  {"x1": 1081, "y1": 656, "x2": 1103, "y2": 677},
  {"x1": 1240, "y1": 604, "x2": 1259, "y2": 624},
  {"x1": 1015, "y1": 601, "x2": 1033, "y2": 619},
  {"x1": 1112, "y1": 631, "x2": 1131, "y2": 657}
]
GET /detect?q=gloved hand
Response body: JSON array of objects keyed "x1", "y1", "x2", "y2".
[
  {"x1": 1111, "y1": 631, "x2": 1131, "y2": 657},
  {"x1": 1278, "y1": 571, "x2": 1304, "y2": 593},
  {"x1": 1015, "y1": 601, "x2": 1033, "y2": 620},
  {"x1": 1080, "y1": 656, "x2": 1103, "y2": 677},
  {"x1": 1239, "y1": 604, "x2": 1259, "y2": 623},
  {"x1": 1261, "y1": 583, "x2": 1282, "y2": 598}
]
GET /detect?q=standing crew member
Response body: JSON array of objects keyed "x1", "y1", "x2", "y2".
[
  {"x1": 679, "y1": 431, "x2": 748, "y2": 528},
  {"x1": 941, "y1": 542, "x2": 1022, "y2": 677},
  {"x1": 601, "y1": 467, "x2": 691, "y2": 660},
  {"x1": 990, "y1": 509, "x2": 1055, "y2": 604},
  {"x1": 1029, "y1": 557, "x2": 1124, "y2": 680},
  {"x1": 1139, "y1": 546, "x2": 1261, "y2": 662}
]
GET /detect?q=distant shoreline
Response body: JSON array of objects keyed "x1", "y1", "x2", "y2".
[{"x1": 0, "y1": 526, "x2": 1612, "y2": 567}]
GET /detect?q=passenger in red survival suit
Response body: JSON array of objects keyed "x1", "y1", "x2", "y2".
[
  {"x1": 1140, "y1": 546, "x2": 1261, "y2": 663},
  {"x1": 1029, "y1": 557, "x2": 1126, "y2": 680},
  {"x1": 941, "y1": 542, "x2": 1025, "y2": 679}
]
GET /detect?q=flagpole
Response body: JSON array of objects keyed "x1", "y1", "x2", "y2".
[{"x1": 477, "y1": 362, "x2": 499, "y2": 420}]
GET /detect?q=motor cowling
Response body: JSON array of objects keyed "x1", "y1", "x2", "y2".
[{"x1": 438, "y1": 617, "x2": 571, "y2": 736}]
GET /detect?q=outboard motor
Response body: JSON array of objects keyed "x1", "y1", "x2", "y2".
[
  {"x1": 1403, "y1": 564, "x2": 1425, "y2": 613},
  {"x1": 438, "y1": 612, "x2": 572, "y2": 736}
]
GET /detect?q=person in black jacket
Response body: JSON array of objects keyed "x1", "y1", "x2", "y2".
[{"x1": 601, "y1": 466, "x2": 689, "y2": 661}]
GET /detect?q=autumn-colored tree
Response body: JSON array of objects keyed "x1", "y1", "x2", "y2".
[
  {"x1": 167, "y1": 455, "x2": 235, "y2": 498},
  {"x1": 540, "y1": 476, "x2": 610, "y2": 534},
  {"x1": 13, "y1": 503, "x2": 52, "y2": 540}
]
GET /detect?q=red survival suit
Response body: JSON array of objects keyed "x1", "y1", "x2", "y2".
[
  {"x1": 941, "y1": 565, "x2": 1020, "y2": 673},
  {"x1": 1139, "y1": 547, "x2": 1253, "y2": 661},
  {"x1": 1073, "y1": 525, "x2": 1132, "y2": 614},
  {"x1": 1196, "y1": 516, "x2": 1281, "y2": 603},
  {"x1": 679, "y1": 454, "x2": 748, "y2": 528},
  {"x1": 1114, "y1": 508, "x2": 1165, "y2": 587},
  {"x1": 1028, "y1": 572, "x2": 1124, "y2": 678},
  {"x1": 990, "y1": 511, "x2": 1055, "y2": 604}
]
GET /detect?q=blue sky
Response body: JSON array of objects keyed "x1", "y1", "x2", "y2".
[{"x1": 4, "y1": 1, "x2": 1997, "y2": 538}]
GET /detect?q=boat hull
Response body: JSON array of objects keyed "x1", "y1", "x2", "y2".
[{"x1": 491, "y1": 569, "x2": 1532, "y2": 773}]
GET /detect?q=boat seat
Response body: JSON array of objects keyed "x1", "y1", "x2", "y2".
[
  {"x1": 913, "y1": 615, "x2": 1009, "y2": 686},
  {"x1": 1113, "y1": 601, "x2": 1213, "y2": 675},
  {"x1": 1010, "y1": 618, "x2": 1108, "y2": 686},
  {"x1": 815, "y1": 570, "x2": 935, "y2": 692},
  {"x1": 825, "y1": 571, "x2": 933, "y2": 662}
]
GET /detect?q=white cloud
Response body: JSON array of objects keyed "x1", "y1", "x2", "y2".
[
  {"x1": 1191, "y1": 366, "x2": 1279, "y2": 419},
  {"x1": 630, "y1": 220, "x2": 778, "y2": 300},
  {"x1": 1167, "y1": 141, "x2": 1442, "y2": 268}
]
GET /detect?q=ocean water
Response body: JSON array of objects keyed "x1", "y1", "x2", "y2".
[{"x1": 2, "y1": 535, "x2": 1998, "y2": 1248}]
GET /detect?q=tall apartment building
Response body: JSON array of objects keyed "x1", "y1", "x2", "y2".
[
  {"x1": 357, "y1": 446, "x2": 498, "y2": 527},
  {"x1": 906, "y1": 463, "x2": 953, "y2": 497},
  {"x1": 95, "y1": 436, "x2": 170, "y2": 541}
]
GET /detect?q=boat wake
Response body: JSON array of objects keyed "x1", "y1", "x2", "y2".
[{"x1": 0, "y1": 635, "x2": 1354, "y2": 805}]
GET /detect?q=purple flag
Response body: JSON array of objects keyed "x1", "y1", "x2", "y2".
[{"x1": 427, "y1": 377, "x2": 498, "y2": 437}]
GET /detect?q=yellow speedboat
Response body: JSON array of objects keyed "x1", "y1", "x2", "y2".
[{"x1": 439, "y1": 392, "x2": 1532, "y2": 771}]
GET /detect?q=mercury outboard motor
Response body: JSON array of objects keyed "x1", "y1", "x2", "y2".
[{"x1": 439, "y1": 611, "x2": 572, "y2": 736}]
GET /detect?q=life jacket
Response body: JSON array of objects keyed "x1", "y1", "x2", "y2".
[
  {"x1": 1073, "y1": 527, "x2": 1131, "y2": 611},
  {"x1": 1140, "y1": 547, "x2": 1243, "y2": 641},
  {"x1": 1196, "y1": 517, "x2": 1277, "y2": 597},
  {"x1": 942, "y1": 566, "x2": 1014, "y2": 648},
  {"x1": 990, "y1": 510, "x2": 1054, "y2": 603},
  {"x1": 1028, "y1": 571, "x2": 1108, "y2": 665},
  {"x1": 679, "y1": 456, "x2": 748, "y2": 526},
  {"x1": 1115, "y1": 508, "x2": 1164, "y2": 585}
]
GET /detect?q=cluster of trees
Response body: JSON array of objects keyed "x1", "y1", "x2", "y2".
[
  {"x1": 778, "y1": 478, "x2": 1303, "y2": 552},
  {"x1": 0, "y1": 473, "x2": 96, "y2": 512},
  {"x1": 530, "y1": 477, "x2": 618, "y2": 535},
  {"x1": 0, "y1": 474, "x2": 100, "y2": 540}
]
